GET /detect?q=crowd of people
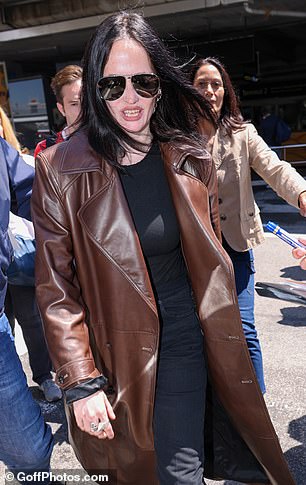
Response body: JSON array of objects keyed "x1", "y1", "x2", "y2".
[{"x1": 0, "y1": 9, "x2": 304, "y2": 485}]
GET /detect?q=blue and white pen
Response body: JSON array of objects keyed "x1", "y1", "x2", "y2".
[{"x1": 265, "y1": 221, "x2": 306, "y2": 249}]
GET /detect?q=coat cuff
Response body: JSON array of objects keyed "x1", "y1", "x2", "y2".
[
  {"x1": 64, "y1": 375, "x2": 108, "y2": 404},
  {"x1": 55, "y1": 358, "x2": 99, "y2": 389}
]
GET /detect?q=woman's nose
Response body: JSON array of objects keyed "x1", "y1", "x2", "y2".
[
  {"x1": 204, "y1": 83, "x2": 214, "y2": 96},
  {"x1": 123, "y1": 79, "x2": 138, "y2": 103}
]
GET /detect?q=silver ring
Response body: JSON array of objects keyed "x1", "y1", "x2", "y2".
[
  {"x1": 90, "y1": 422, "x2": 99, "y2": 432},
  {"x1": 97, "y1": 420, "x2": 109, "y2": 433},
  {"x1": 90, "y1": 420, "x2": 109, "y2": 433}
]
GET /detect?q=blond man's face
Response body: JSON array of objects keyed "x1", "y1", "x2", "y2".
[{"x1": 57, "y1": 79, "x2": 82, "y2": 131}]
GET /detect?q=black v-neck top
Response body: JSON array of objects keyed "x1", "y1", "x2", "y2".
[{"x1": 119, "y1": 144, "x2": 187, "y2": 290}]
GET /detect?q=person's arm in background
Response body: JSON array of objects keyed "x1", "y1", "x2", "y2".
[
  {"x1": 292, "y1": 239, "x2": 306, "y2": 270},
  {"x1": 1, "y1": 137, "x2": 34, "y2": 220},
  {"x1": 34, "y1": 139, "x2": 47, "y2": 158},
  {"x1": 247, "y1": 124, "x2": 306, "y2": 217}
]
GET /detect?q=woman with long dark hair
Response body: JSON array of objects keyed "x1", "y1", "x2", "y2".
[
  {"x1": 32, "y1": 13, "x2": 294, "y2": 485},
  {"x1": 191, "y1": 57, "x2": 306, "y2": 394}
]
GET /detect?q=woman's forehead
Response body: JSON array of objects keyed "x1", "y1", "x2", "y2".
[
  {"x1": 104, "y1": 39, "x2": 154, "y2": 75},
  {"x1": 196, "y1": 64, "x2": 222, "y2": 79}
]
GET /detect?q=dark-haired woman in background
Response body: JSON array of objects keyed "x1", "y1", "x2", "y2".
[
  {"x1": 191, "y1": 57, "x2": 306, "y2": 394},
  {"x1": 33, "y1": 13, "x2": 294, "y2": 485}
]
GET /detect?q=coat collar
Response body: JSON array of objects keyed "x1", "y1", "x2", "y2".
[
  {"x1": 58, "y1": 129, "x2": 108, "y2": 175},
  {"x1": 58, "y1": 129, "x2": 188, "y2": 175}
]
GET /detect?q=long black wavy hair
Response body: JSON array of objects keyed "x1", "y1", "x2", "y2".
[
  {"x1": 80, "y1": 11, "x2": 217, "y2": 167},
  {"x1": 190, "y1": 57, "x2": 245, "y2": 135}
]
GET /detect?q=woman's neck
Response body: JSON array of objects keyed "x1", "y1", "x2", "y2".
[
  {"x1": 121, "y1": 145, "x2": 152, "y2": 166},
  {"x1": 120, "y1": 134, "x2": 153, "y2": 166}
]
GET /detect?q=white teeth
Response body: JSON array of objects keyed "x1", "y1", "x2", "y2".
[{"x1": 123, "y1": 109, "x2": 140, "y2": 117}]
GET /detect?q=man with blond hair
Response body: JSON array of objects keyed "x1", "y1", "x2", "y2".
[{"x1": 34, "y1": 64, "x2": 82, "y2": 157}]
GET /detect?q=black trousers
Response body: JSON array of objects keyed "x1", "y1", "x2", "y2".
[{"x1": 153, "y1": 276, "x2": 207, "y2": 485}]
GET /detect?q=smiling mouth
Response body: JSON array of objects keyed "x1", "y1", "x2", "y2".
[{"x1": 123, "y1": 109, "x2": 141, "y2": 117}]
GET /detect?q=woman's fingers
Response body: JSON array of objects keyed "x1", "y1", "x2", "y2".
[
  {"x1": 104, "y1": 393, "x2": 116, "y2": 420},
  {"x1": 292, "y1": 248, "x2": 304, "y2": 260},
  {"x1": 292, "y1": 240, "x2": 306, "y2": 270},
  {"x1": 300, "y1": 256, "x2": 306, "y2": 270},
  {"x1": 72, "y1": 390, "x2": 116, "y2": 439},
  {"x1": 97, "y1": 394, "x2": 116, "y2": 440}
]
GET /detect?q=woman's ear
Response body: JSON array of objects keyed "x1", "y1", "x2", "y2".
[{"x1": 153, "y1": 90, "x2": 162, "y2": 114}]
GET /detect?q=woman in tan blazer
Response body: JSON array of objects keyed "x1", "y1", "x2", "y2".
[{"x1": 191, "y1": 57, "x2": 306, "y2": 394}]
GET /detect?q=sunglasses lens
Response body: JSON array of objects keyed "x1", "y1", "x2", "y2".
[
  {"x1": 132, "y1": 74, "x2": 159, "y2": 98},
  {"x1": 98, "y1": 76, "x2": 125, "y2": 101},
  {"x1": 97, "y1": 74, "x2": 160, "y2": 101}
]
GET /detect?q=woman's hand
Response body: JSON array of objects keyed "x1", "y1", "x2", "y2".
[
  {"x1": 73, "y1": 390, "x2": 116, "y2": 439},
  {"x1": 292, "y1": 237, "x2": 306, "y2": 270},
  {"x1": 298, "y1": 191, "x2": 306, "y2": 217}
]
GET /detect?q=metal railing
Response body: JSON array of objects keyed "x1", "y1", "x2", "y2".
[{"x1": 269, "y1": 143, "x2": 306, "y2": 166}]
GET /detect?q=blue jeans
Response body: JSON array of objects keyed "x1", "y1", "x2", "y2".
[
  {"x1": 0, "y1": 312, "x2": 53, "y2": 483},
  {"x1": 223, "y1": 239, "x2": 266, "y2": 393},
  {"x1": 5, "y1": 285, "x2": 53, "y2": 385}
]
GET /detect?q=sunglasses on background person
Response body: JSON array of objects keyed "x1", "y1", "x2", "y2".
[{"x1": 97, "y1": 73, "x2": 160, "y2": 101}]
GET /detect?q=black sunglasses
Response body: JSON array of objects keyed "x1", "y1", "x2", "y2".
[{"x1": 97, "y1": 73, "x2": 160, "y2": 101}]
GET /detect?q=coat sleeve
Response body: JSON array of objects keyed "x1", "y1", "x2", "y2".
[
  {"x1": 31, "y1": 152, "x2": 101, "y2": 389},
  {"x1": 2, "y1": 138, "x2": 34, "y2": 220},
  {"x1": 247, "y1": 123, "x2": 306, "y2": 208}
]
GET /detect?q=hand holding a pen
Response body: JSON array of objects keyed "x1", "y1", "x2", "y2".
[
  {"x1": 265, "y1": 221, "x2": 306, "y2": 269},
  {"x1": 292, "y1": 237, "x2": 306, "y2": 270}
]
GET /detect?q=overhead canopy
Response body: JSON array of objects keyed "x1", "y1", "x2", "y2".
[{"x1": 0, "y1": 0, "x2": 306, "y2": 80}]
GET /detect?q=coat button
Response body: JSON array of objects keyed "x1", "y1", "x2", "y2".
[
  {"x1": 220, "y1": 214, "x2": 227, "y2": 221},
  {"x1": 248, "y1": 211, "x2": 254, "y2": 216},
  {"x1": 57, "y1": 373, "x2": 68, "y2": 384},
  {"x1": 218, "y1": 198, "x2": 222, "y2": 204}
]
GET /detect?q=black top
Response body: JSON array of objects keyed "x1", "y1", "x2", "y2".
[{"x1": 119, "y1": 143, "x2": 187, "y2": 291}]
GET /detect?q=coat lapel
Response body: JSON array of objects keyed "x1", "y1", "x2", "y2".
[
  {"x1": 160, "y1": 142, "x2": 213, "y2": 235},
  {"x1": 77, "y1": 168, "x2": 157, "y2": 315},
  {"x1": 212, "y1": 128, "x2": 232, "y2": 170}
]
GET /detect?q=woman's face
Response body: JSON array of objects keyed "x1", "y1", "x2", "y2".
[
  {"x1": 102, "y1": 38, "x2": 158, "y2": 143},
  {"x1": 193, "y1": 63, "x2": 225, "y2": 116}
]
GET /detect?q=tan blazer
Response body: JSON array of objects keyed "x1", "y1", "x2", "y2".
[{"x1": 212, "y1": 123, "x2": 306, "y2": 251}]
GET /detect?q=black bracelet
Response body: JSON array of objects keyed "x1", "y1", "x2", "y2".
[{"x1": 64, "y1": 375, "x2": 108, "y2": 405}]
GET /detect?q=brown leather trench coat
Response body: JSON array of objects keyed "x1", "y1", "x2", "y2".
[{"x1": 32, "y1": 130, "x2": 295, "y2": 485}]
